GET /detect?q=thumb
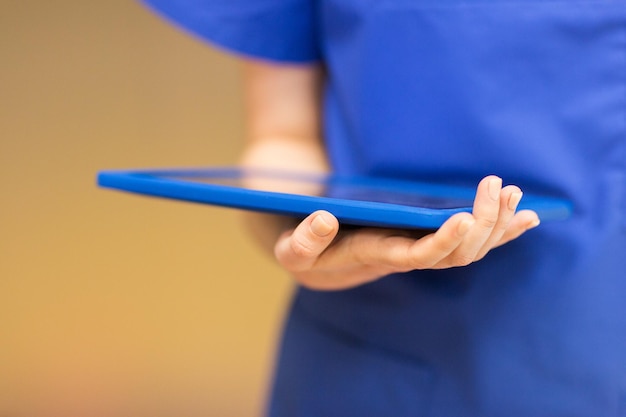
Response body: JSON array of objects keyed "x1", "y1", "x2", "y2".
[{"x1": 274, "y1": 210, "x2": 339, "y2": 271}]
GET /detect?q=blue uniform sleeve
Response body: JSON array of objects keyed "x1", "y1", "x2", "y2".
[{"x1": 142, "y1": 0, "x2": 320, "y2": 63}]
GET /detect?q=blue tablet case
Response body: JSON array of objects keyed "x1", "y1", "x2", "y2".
[{"x1": 97, "y1": 167, "x2": 572, "y2": 229}]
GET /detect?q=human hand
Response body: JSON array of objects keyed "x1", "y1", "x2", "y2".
[{"x1": 273, "y1": 176, "x2": 540, "y2": 290}]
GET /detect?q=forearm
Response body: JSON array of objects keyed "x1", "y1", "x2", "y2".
[{"x1": 238, "y1": 60, "x2": 327, "y2": 255}]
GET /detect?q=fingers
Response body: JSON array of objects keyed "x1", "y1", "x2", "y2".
[
  {"x1": 473, "y1": 184, "x2": 523, "y2": 260},
  {"x1": 451, "y1": 175, "x2": 502, "y2": 262},
  {"x1": 274, "y1": 210, "x2": 339, "y2": 272},
  {"x1": 493, "y1": 209, "x2": 540, "y2": 248},
  {"x1": 427, "y1": 176, "x2": 537, "y2": 267},
  {"x1": 347, "y1": 212, "x2": 474, "y2": 271},
  {"x1": 404, "y1": 212, "x2": 476, "y2": 269}
]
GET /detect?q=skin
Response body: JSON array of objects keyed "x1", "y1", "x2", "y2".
[{"x1": 240, "y1": 59, "x2": 540, "y2": 291}]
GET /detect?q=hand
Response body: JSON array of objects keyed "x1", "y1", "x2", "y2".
[{"x1": 274, "y1": 176, "x2": 540, "y2": 290}]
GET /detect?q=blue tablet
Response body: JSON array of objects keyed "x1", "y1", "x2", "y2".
[{"x1": 97, "y1": 167, "x2": 572, "y2": 229}]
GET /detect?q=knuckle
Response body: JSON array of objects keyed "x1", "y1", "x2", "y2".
[
  {"x1": 411, "y1": 258, "x2": 433, "y2": 270},
  {"x1": 408, "y1": 251, "x2": 435, "y2": 270},
  {"x1": 494, "y1": 221, "x2": 509, "y2": 232},
  {"x1": 274, "y1": 247, "x2": 296, "y2": 269},
  {"x1": 289, "y1": 236, "x2": 317, "y2": 258},
  {"x1": 451, "y1": 252, "x2": 475, "y2": 267},
  {"x1": 476, "y1": 216, "x2": 498, "y2": 229}
]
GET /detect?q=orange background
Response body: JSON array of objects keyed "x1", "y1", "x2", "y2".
[{"x1": 1, "y1": 1, "x2": 292, "y2": 416}]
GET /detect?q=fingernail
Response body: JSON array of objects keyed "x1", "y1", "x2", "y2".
[
  {"x1": 488, "y1": 177, "x2": 502, "y2": 201},
  {"x1": 311, "y1": 213, "x2": 334, "y2": 237},
  {"x1": 526, "y1": 218, "x2": 541, "y2": 229},
  {"x1": 457, "y1": 218, "x2": 475, "y2": 236},
  {"x1": 508, "y1": 191, "x2": 523, "y2": 211}
]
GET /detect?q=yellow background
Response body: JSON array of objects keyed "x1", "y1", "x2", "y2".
[{"x1": 1, "y1": 1, "x2": 292, "y2": 416}]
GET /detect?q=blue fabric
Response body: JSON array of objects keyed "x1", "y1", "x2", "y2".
[
  {"x1": 144, "y1": 1, "x2": 626, "y2": 415},
  {"x1": 142, "y1": 0, "x2": 320, "y2": 62}
]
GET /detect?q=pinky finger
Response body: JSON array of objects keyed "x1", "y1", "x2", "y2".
[{"x1": 493, "y1": 210, "x2": 540, "y2": 248}]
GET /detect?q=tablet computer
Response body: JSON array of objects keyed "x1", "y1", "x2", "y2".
[{"x1": 97, "y1": 167, "x2": 572, "y2": 229}]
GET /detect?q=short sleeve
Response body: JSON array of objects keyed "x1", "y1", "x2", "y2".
[{"x1": 142, "y1": 0, "x2": 320, "y2": 63}]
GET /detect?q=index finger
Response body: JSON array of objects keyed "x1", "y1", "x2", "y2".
[{"x1": 342, "y1": 212, "x2": 475, "y2": 271}]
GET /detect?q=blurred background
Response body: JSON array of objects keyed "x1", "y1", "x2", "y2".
[{"x1": 1, "y1": 1, "x2": 292, "y2": 416}]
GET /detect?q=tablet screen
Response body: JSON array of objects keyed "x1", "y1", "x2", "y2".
[{"x1": 155, "y1": 169, "x2": 475, "y2": 210}]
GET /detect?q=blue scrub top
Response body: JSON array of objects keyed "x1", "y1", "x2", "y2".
[{"x1": 144, "y1": 1, "x2": 626, "y2": 415}]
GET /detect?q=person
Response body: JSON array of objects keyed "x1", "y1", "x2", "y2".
[{"x1": 142, "y1": 1, "x2": 626, "y2": 415}]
